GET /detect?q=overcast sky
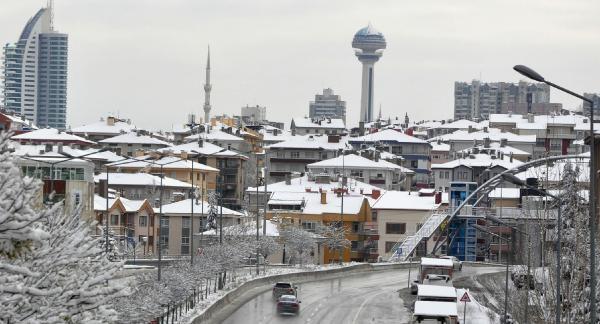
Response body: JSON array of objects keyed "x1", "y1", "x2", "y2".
[{"x1": 1, "y1": 0, "x2": 599, "y2": 130}]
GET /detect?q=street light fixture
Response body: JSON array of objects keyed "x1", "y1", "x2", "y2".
[{"x1": 514, "y1": 64, "x2": 596, "y2": 323}]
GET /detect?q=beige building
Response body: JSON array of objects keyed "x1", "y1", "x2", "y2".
[{"x1": 372, "y1": 190, "x2": 445, "y2": 258}]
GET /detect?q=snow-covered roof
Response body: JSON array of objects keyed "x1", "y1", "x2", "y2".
[
  {"x1": 94, "y1": 195, "x2": 120, "y2": 212},
  {"x1": 247, "y1": 174, "x2": 384, "y2": 196},
  {"x1": 94, "y1": 195, "x2": 151, "y2": 213},
  {"x1": 417, "y1": 285, "x2": 457, "y2": 299},
  {"x1": 516, "y1": 157, "x2": 590, "y2": 183},
  {"x1": 430, "y1": 142, "x2": 450, "y2": 152},
  {"x1": 94, "y1": 172, "x2": 193, "y2": 188},
  {"x1": 432, "y1": 153, "x2": 523, "y2": 170},
  {"x1": 268, "y1": 191, "x2": 367, "y2": 215},
  {"x1": 99, "y1": 133, "x2": 172, "y2": 146},
  {"x1": 420, "y1": 257, "x2": 453, "y2": 268},
  {"x1": 71, "y1": 120, "x2": 135, "y2": 135},
  {"x1": 307, "y1": 154, "x2": 413, "y2": 173},
  {"x1": 489, "y1": 113, "x2": 525, "y2": 124},
  {"x1": 159, "y1": 198, "x2": 243, "y2": 216},
  {"x1": 413, "y1": 301, "x2": 458, "y2": 317},
  {"x1": 457, "y1": 143, "x2": 531, "y2": 157},
  {"x1": 1, "y1": 112, "x2": 38, "y2": 129},
  {"x1": 119, "y1": 197, "x2": 150, "y2": 213},
  {"x1": 184, "y1": 128, "x2": 244, "y2": 142},
  {"x1": 350, "y1": 129, "x2": 429, "y2": 144},
  {"x1": 488, "y1": 188, "x2": 521, "y2": 199},
  {"x1": 292, "y1": 117, "x2": 346, "y2": 129},
  {"x1": 433, "y1": 119, "x2": 479, "y2": 130},
  {"x1": 158, "y1": 141, "x2": 244, "y2": 158},
  {"x1": 201, "y1": 220, "x2": 279, "y2": 236},
  {"x1": 107, "y1": 156, "x2": 219, "y2": 172},
  {"x1": 372, "y1": 191, "x2": 439, "y2": 210},
  {"x1": 267, "y1": 134, "x2": 349, "y2": 150},
  {"x1": 10, "y1": 144, "x2": 124, "y2": 163},
  {"x1": 11, "y1": 128, "x2": 96, "y2": 144},
  {"x1": 430, "y1": 128, "x2": 536, "y2": 143}
]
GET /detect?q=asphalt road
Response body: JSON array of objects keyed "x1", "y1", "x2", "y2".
[{"x1": 221, "y1": 265, "x2": 501, "y2": 324}]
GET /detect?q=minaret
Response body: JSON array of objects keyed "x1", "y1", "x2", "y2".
[
  {"x1": 352, "y1": 23, "x2": 386, "y2": 123},
  {"x1": 203, "y1": 46, "x2": 212, "y2": 123}
]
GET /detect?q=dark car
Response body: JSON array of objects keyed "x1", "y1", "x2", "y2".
[
  {"x1": 277, "y1": 294, "x2": 301, "y2": 315},
  {"x1": 272, "y1": 282, "x2": 297, "y2": 299}
]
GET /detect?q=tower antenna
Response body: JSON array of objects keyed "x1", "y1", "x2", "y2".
[{"x1": 47, "y1": 0, "x2": 54, "y2": 31}]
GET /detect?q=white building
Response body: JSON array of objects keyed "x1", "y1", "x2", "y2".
[
  {"x1": 71, "y1": 116, "x2": 135, "y2": 142},
  {"x1": 372, "y1": 190, "x2": 445, "y2": 258},
  {"x1": 290, "y1": 117, "x2": 346, "y2": 136},
  {"x1": 241, "y1": 105, "x2": 267, "y2": 123},
  {"x1": 99, "y1": 132, "x2": 172, "y2": 156},
  {"x1": 309, "y1": 88, "x2": 347, "y2": 123},
  {"x1": 307, "y1": 154, "x2": 413, "y2": 190}
]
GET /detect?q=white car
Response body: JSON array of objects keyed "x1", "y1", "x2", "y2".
[{"x1": 440, "y1": 256, "x2": 462, "y2": 271}]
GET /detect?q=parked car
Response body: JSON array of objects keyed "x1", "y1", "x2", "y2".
[
  {"x1": 272, "y1": 282, "x2": 297, "y2": 299},
  {"x1": 440, "y1": 255, "x2": 462, "y2": 271},
  {"x1": 277, "y1": 294, "x2": 301, "y2": 315}
]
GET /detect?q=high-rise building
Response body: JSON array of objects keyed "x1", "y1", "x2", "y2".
[
  {"x1": 241, "y1": 104, "x2": 266, "y2": 123},
  {"x1": 583, "y1": 93, "x2": 600, "y2": 117},
  {"x1": 2, "y1": 4, "x2": 68, "y2": 129},
  {"x1": 203, "y1": 47, "x2": 212, "y2": 123},
  {"x1": 308, "y1": 88, "x2": 346, "y2": 122},
  {"x1": 454, "y1": 80, "x2": 550, "y2": 120},
  {"x1": 352, "y1": 24, "x2": 386, "y2": 123}
]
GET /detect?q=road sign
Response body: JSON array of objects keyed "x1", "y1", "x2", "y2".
[
  {"x1": 460, "y1": 291, "x2": 471, "y2": 302},
  {"x1": 461, "y1": 291, "x2": 471, "y2": 324}
]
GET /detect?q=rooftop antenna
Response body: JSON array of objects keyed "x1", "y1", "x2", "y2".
[{"x1": 47, "y1": 0, "x2": 54, "y2": 31}]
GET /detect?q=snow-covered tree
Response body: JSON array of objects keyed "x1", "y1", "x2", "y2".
[
  {"x1": 0, "y1": 133, "x2": 130, "y2": 323},
  {"x1": 281, "y1": 226, "x2": 315, "y2": 265},
  {"x1": 317, "y1": 223, "x2": 350, "y2": 263},
  {"x1": 205, "y1": 191, "x2": 219, "y2": 230}
]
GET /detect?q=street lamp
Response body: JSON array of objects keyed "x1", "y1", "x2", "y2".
[
  {"x1": 514, "y1": 64, "x2": 597, "y2": 323},
  {"x1": 471, "y1": 223, "x2": 512, "y2": 324}
]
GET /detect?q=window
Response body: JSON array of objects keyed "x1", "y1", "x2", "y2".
[
  {"x1": 410, "y1": 160, "x2": 418, "y2": 168},
  {"x1": 160, "y1": 218, "x2": 169, "y2": 227},
  {"x1": 110, "y1": 214, "x2": 119, "y2": 225},
  {"x1": 352, "y1": 222, "x2": 360, "y2": 233},
  {"x1": 139, "y1": 215, "x2": 148, "y2": 227},
  {"x1": 301, "y1": 221, "x2": 317, "y2": 232},
  {"x1": 371, "y1": 211, "x2": 377, "y2": 222},
  {"x1": 291, "y1": 151, "x2": 300, "y2": 159},
  {"x1": 386, "y1": 223, "x2": 406, "y2": 234},
  {"x1": 385, "y1": 241, "x2": 397, "y2": 253},
  {"x1": 351, "y1": 241, "x2": 359, "y2": 251},
  {"x1": 182, "y1": 217, "x2": 191, "y2": 228}
]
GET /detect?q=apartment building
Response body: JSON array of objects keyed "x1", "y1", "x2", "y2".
[{"x1": 308, "y1": 88, "x2": 347, "y2": 123}]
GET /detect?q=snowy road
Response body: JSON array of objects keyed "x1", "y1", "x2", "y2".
[{"x1": 220, "y1": 265, "x2": 501, "y2": 324}]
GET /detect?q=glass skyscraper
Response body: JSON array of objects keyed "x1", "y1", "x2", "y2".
[{"x1": 2, "y1": 5, "x2": 68, "y2": 129}]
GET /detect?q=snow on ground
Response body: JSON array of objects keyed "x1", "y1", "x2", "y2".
[
  {"x1": 176, "y1": 262, "x2": 360, "y2": 324},
  {"x1": 456, "y1": 288, "x2": 500, "y2": 324}
]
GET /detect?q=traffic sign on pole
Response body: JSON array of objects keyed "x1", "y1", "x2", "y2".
[
  {"x1": 461, "y1": 291, "x2": 471, "y2": 324},
  {"x1": 460, "y1": 291, "x2": 471, "y2": 302}
]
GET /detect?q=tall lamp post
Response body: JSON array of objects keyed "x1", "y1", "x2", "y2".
[{"x1": 513, "y1": 64, "x2": 595, "y2": 322}]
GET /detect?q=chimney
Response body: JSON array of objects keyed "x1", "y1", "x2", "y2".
[
  {"x1": 57, "y1": 143, "x2": 63, "y2": 154},
  {"x1": 510, "y1": 152, "x2": 513, "y2": 163},
  {"x1": 371, "y1": 189, "x2": 381, "y2": 200},
  {"x1": 468, "y1": 125, "x2": 474, "y2": 133},
  {"x1": 198, "y1": 137, "x2": 204, "y2": 147},
  {"x1": 285, "y1": 173, "x2": 291, "y2": 185},
  {"x1": 107, "y1": 116, "x2": 115, "y2": 126},
  {"x1": 291, "y1": 128, "x2": 296, "y2": 136},
  {"x1": 328, "y1": 134, "x2": 340, "y2": 143},
  {"x1": 44, "y1": 143, "x2": 53, "y2": 153},
  {"x1": 483, "y1": 127, "x2": 488, "y2": 133},
  {"x1": 320, "y1": 191, "x2": 327, "y2": 204},
  {"x1": 98, "y1": 179, "x2": 108, "y2": 198},
  {"x1": 359, "y1": 121, "x2": 365, "y2": 136},
  {"x1": 359, "y1": 188, "x2": 364, "y2": 195},
  {"x1": 435, "y1": 191, "x2": 442, "y2": 204},
  {"x1": 527, "y1": 113, "x2": 534, "y2": 123},
  {"x1": 500, "y1": 138, "x2": 507, "y2": 147},
  {"x1": 483, "y1": 137, "x2": 490, "y2": 148}
]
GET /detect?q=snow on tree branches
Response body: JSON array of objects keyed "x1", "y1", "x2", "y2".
[{"x1": 0, "y1": 133, "x2": 129, "y2": 323}]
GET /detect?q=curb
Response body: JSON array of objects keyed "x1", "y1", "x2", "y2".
[{"x1": 191, "y1": 262, "x2": 412, "y2": 323}]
